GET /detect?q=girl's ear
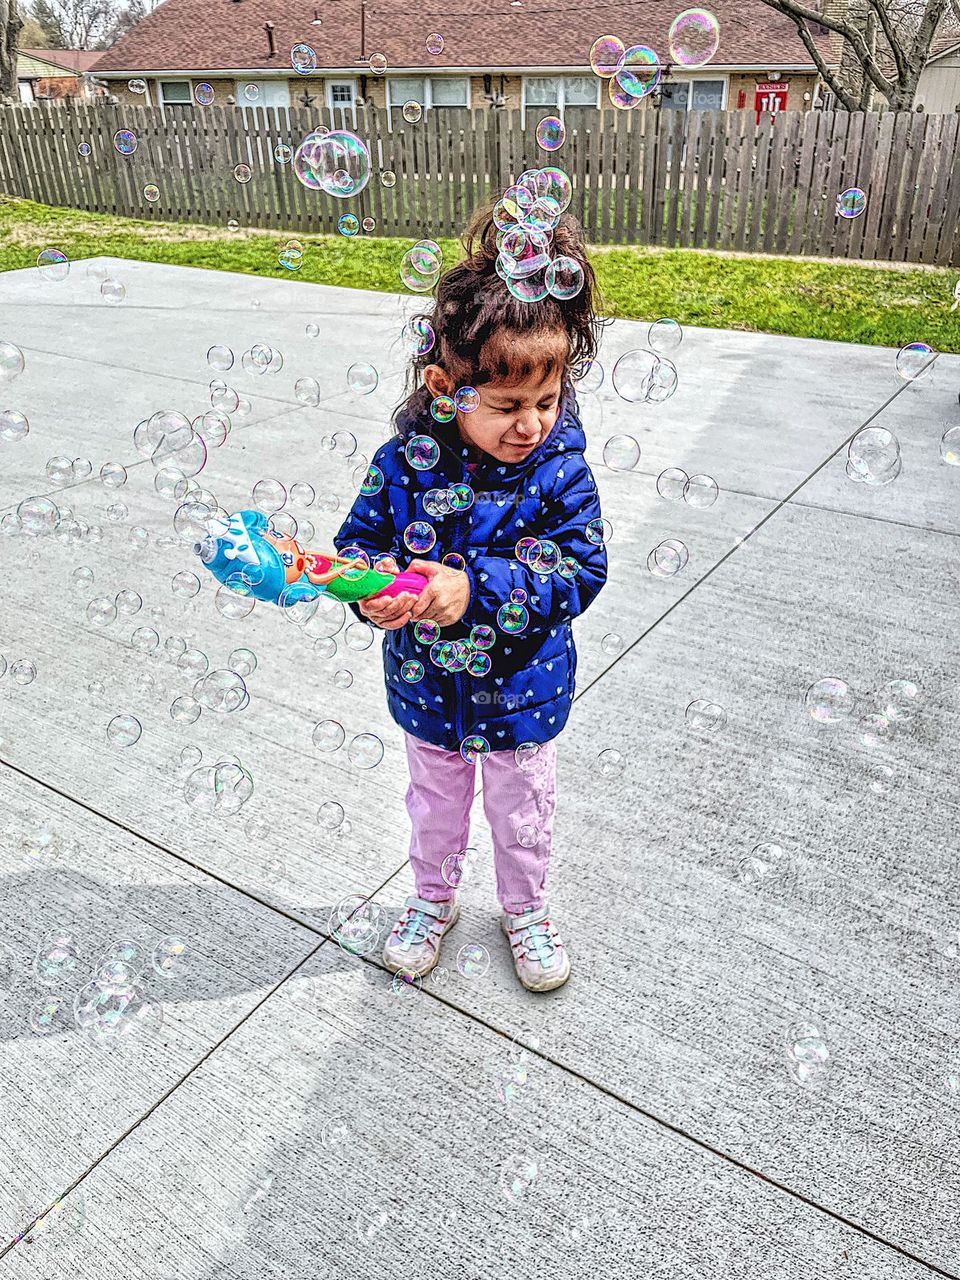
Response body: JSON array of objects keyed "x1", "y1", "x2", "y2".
[{"x1": 422, "y1": 364, "x2": 454, "y2": 399}]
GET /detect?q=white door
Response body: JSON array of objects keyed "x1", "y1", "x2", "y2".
[
  {"x1": 236, "y1": 80, "x2": 290, "y2": 108},
  {"x1": 326, "y1": 79, "x2": 357, "y2": 122}
]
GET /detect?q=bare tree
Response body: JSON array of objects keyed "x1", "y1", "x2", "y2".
[
  {"x1": 0, "y1": 0, "x2": 23, "y2": 101},
  {"x1": 759, "y1": 0, "x2": 956, "y2": 109},
  {"x1": 31, "y1": 0, "x2": 113, "y2": 47}
]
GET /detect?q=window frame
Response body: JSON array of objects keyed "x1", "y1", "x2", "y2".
[
  {"x1": 159, "y1": 79, "x2": 191, "y2": 106},
  {"x1": 521, "y1": 74, "x2": 600, "y2": 116},
  {"x1": 687, "y1": 76, "x2": 727, "y2": 110},
  {"x1": 386, "y1": 74, "x2": 470, "y2": 122}
]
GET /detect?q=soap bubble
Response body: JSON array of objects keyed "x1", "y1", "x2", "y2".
[
  {"x1": 37, "y1": 247, "x2": 70, "y2": 282},
  {"x1": 804, "y1": 677, "x2": 855, "y2": 723},
  {"x1": 17, "y1": 496, "x2": 59, "y2": 535},
  {"x1": 616, "y1": 45, "x2": 662, "y2": 98},
  {"x1": 736, "y1": 841, "x2": 792, "y2": 887},
  {"x1": 400, "y1": 244, "x2": 441, "y2": 293},
  {"x1": 294, "y1": 128, "x2": 371, "y2": 197},
  {"x1": 941, "y1": 425, "x2": 960, "y2": 465},
  {"x1": 11, "y1": 658, "x2": 37, "y2": 685},
  {"x1": 406, "y1": 434, "x2": 440, "y2": 470},
  {"x1": 195, "y1": 82, "x2": 214, "y2": 105},
  {"x1": 402, "y1": 100, "x2": 423, "y2": 123},
  {"x1": 30, "y1": 996, "x2": 70, "y2": 1034},
  {"x1": 152, "y1": 935, "x2": 189, "y2": 977},
  {"x1": 454, "y1": 386, "x2": 479, "y2": 413},
  {"x1": 101, "y1": 279, "x2": 126, "y2": 304},
  {"x1": 895, "y1": 342, "x2": 934, "y2": 381},
  {"x1": 380, "y1": 168, "x2": 397, "y2": 187},
  {"x1": 86, "y1": 597, "x2": 117, "y2": 626},
  {"x1": 441, "y1": 847, "x2": 478, "y2": 888},
  {"x1": 0, "y1": 340, "x2": 24, "y2": 382},
  {"x1": 229, "y1": 647, "x2": 258, "y2": 677},
  {"x1": 338, "y1": 213, "x2": 360, "y2": 237},
  {"x1": 0, "y1": 410, "x2": 29, "y2": 442},
  {"x1": 647, "y1": 538, "x2": 688, "y2": 578},
  {"x1": 318, "y1": 800, "x2": 345, "y2": 829},
  {"x1": 184, "y1": 761, "x2": 253, "y2": 815},
  {"x1": 291, "y1": 42, "x2": 317, "y2": 73},
  {"x1": 499, "y1": 1153, "x2": 539, "y2": 1203},
  {"x1": 347, "y1": 732, "x2": 384, "y2": 769},
  {"x1": 34, "y1": 933, "x2": 80, "y2": 985},
  {"x1": 683, "y1": 474, "x2": 719, "y2": 507},
  {"x1": 836, "y1": 187, "x2": 867, "y2": 219},
  {"x1": 143, "y1": 183, "x2": 160, "y2": 202},
  {"x1": 874, "y1": 678, "x2": 921, "y2": 722},
  {"x1": 347, "y1": 362, "x2": 378, "y2": 394},
  {"x1": 685, "y1": 699, "x2": 726, "y2": 733},
  {"x1": 253, "y1": 478, "x2": 287, "y2": 512},
  {"x1": 99, "y1": 461, "x2": 127, "y2": 488},
  {"x1": 369, "y1": 52, "x2": 387, "y2": 73},
  {"x1": 313, "y1": 719, "x2": 346, "y2": 752},
  {"x1": 206, "y1": 344, "x2": 234, "y2": 372},
  {"x1": 611, "y1": 348, "x2": 661, "y2": 402},
  {"x1": 668, "y1": 9, "x2": 720, "y2": 67},
  {"x1": 535, "y1": 116, "x2": 564, "y2": 151},
  {"x1": 545, "y1": 255, "x2": 583, "y2": 299},
  {"x1": 456, "y1": 941, "x2": 490, "y2": 978},
  {"x1": 107, "y1": 714, "x2": 142, "y2": 748},
  {"x1": 425, "y1": 31, "x2": 444, "y2": 54},
  {"x1": 590, "y1": 35, "x2": 625, "y2": 76},
  {"x1": 602, "y1": 434, "x2": 641, "y2": 471},
  {"x1": 784, "y1": 1021, "x2": 831, "y2": 1088},
  {"x1": 196, "y1": 669, "x2": 248, "y2": 712},
  {"x1": 847, "y1": 426, "x2": 901, "y2": 486},
  {"x1": 113, "y1": 129, "x2": 138, "y2": 155},
  {"x1": 647, "y1": 317, "x2": 683, "y2": 353}
]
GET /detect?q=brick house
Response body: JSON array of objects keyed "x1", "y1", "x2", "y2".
[{"x1": 89, "y1": 0, "x2": 834, "y2": 119}]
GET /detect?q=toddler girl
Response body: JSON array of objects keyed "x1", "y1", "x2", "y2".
[{"x1": 334, "y1": 205, "x2": 608, "y2": 993}]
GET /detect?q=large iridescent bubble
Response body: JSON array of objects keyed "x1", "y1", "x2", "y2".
[{"x1": 294, "y1": 129, "x2": 371, "y2": 197}]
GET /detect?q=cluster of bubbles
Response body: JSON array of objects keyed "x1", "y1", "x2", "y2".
[
  {"x1": 278, "y1": 237, "x2": 306, "y2": 271},
  {"x1": 489, "y1": 168, "x2": 583, "y2": 303},
  {"x1": 26, "y1": 254, "x2": 125, "y2": 302},
  {"x1": 647, "y1": 537, "x2": 689, "y2": 579},
  {"x1": 589, "y1": 11, "x2": 719, "y2": 109},
  {"x1": 804, "y1": 674, "x2": 921, "y2": 792},
  {"x1": 656, "y1": 468, "x2": 719, "y2": 506},
  {"x1": 24, "y1": 932, "x2": 187, "y2": 1041},
  {"x1": 735, "y1": 840, "x2": 793, "y2": 889},
  {"x1": 846, "y1": 425, "x2": 902, "y2": 487},
  {"x1": 401, "y1": 239, "x2": 444, "y2": 293},
  {"x1": 184, "y1": 755, "x2": 254, "y2": 815}
]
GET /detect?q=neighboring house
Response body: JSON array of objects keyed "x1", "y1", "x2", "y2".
[
  {"x1": 916, "y1": 32, "x2": 960, "y2": 113},
  {"x1": 16, "y1": 48, "x2": 104, "y2": 104},
  {"x1": 89, "y1": 0, "x2": 834, "y2": 119}
]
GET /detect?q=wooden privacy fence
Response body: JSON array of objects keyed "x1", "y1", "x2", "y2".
[{"x1": 0, "y1": 101, "x2": 958, "y2": 265}]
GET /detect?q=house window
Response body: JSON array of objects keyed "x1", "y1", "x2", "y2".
[
  {"x1": 522, "y1": 75, "x2": 600, "y2": 112},
  {"x1": 236, "y1": 80, "x2": 291, "y2": 108},
  {"x1": 160, "y1": 80, "x2": 191, "y2": 105},
  {"x1": 660, "y1": 79, "x2": 727, "y2": 110},
  {"x1": 326, "y1": 80, "x2": 356, "y2": 109},
  {"x1": 386, "y1": 76, "x2": 469, "y2": 112}
]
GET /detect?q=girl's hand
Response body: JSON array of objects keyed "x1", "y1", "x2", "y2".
[
  {"x1": 357, "y1": 555, "x2": 414, "y2": 629},
  {"x1": 406, "y1": 559, "x2": 471, "y2": 628}
]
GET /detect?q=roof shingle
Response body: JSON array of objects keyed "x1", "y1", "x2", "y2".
[{"x1": 90, "y1": 0, "x2": 834, "y2": 75}]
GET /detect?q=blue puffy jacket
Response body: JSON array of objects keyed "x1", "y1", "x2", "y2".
[{"x1": 333, "y1": 385, "x2": 608, "y2": 753}]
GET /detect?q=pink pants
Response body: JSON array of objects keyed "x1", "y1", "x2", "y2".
[{"x1": 403, "y1": 732, "x2": 558, "y2": 915}]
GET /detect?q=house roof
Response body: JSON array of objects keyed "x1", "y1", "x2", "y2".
[
  {"x1": 90, "y1": 0, "x2": 835, "y2": 75},
  {"x1": 21, "y1": 47, "x2": 103, "y2": 74}
]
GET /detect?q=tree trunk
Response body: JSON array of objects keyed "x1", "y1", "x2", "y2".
[{"x1": 0, "y1": 0, "x2": 22, "y2": 104}]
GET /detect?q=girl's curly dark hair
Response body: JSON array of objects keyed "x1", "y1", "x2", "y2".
[{"x1": 394, "y1": 203, "x2": 606, "y2": 433}]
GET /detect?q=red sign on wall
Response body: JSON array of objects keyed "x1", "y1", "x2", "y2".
[{"x1": 755, "y1": 81, "x2": 789, "y2": 123}]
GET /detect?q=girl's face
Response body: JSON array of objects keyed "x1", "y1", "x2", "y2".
[{"x1": 424, "y1": 364, "x2": 563, "y2": 465}]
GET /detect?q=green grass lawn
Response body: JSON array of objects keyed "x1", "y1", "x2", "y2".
[{"x1": 2, "y1": 195, "x2": 957, "y2": 352}]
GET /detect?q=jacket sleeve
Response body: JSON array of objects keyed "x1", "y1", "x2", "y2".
[
  {"x1": 332, "y1": 446, "x2": 402, "y2": 626},
  {"x1": 459, "y1": 454, "x2": 608, "y2": 640}
]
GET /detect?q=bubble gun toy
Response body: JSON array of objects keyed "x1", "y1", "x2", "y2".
[{"x1": 195, "y1": 509, "x2": 429, "y2": 607}]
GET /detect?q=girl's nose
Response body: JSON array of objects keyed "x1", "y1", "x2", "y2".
[{"x1": 515, "y1": 412, "x2": 539, "y2": 437}]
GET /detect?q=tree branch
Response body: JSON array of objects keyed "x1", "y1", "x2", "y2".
[
  {"x1": 790, "y1": 12, "x2": 862, "y2": 109},
  {"x1": 760, "y1": 0, "x2": 896, "y2": 101},
  {"x1": 865, "y1": 0, "x2": 909, "y2": 84}
]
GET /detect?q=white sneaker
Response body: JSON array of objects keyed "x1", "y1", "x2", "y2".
[
  {"x1": 500, "y1": 905, "x2": 570, "y2": 992},
  {"x1": 382, "y1": 895, "x2": 459, "y2": 977}
]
